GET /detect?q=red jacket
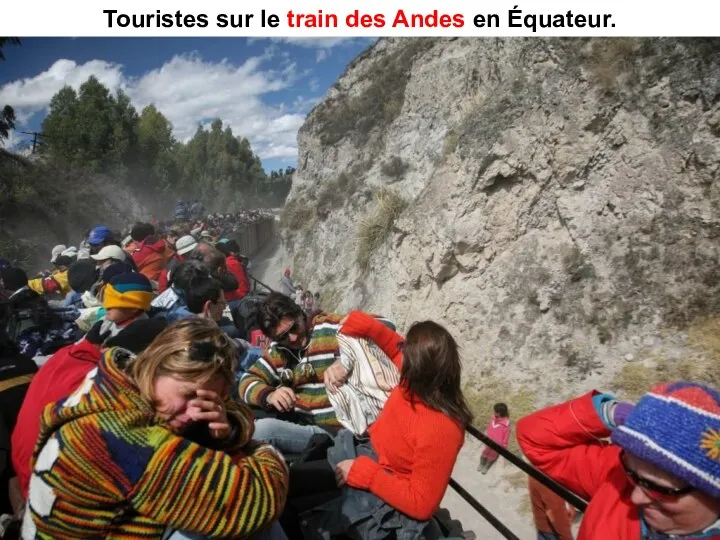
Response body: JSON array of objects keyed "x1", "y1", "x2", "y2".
[
  {"x1": 517, "y1": 391, "x2": 640, "y2": 540},
  {"x1": 11, "y1": 338, "x2": 102, "y2": 497},
  {"x1": 130, "y1": 237, "x2": 168, "y2": 282},
  {"x1": 341, "y1": 311, "x2": 465, "y2": 521},
  {"x1": 157, "y1": 254, "x2": 183, "y2": 293},
  {"x1": 224, "y1": 255, "x2": 250, "y2": 302}
]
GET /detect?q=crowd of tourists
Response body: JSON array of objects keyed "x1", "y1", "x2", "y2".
[{"x1": 0, "y1": 212, "x2": 718, "y2": 540}]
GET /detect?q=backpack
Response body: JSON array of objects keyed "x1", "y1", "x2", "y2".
[
  {"x1": 230, "y1": 292, "x2": 269, "y2": 341},
  {"x1": 0, "y1": 289, "x2": 73, "y2": 355}
]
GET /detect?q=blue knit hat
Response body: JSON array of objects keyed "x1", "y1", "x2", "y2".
[{"x1": 611, "y1": 381, "x2": 720, "y2": 498}]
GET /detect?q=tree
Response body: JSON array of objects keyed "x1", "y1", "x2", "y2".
[
  {"x1": 74, "y1": 76, "x2": 116, "y2": 170},
  {"x1": 0, "y1": 38, "x2": 20, "y2": 62},
  {"x1": 136, "y1": 104, "x2": 177, "y2": 191},
  {"x1": 0, "y1": 105, "x2": 16, "y2": 141},
  {"x1": 0, "y1": 38, "x2": 20, "y2": 143},
  {"x1": 109, "y1": 89, "x2": 139, "y2": 169},
  {"x1": 41, "y1": 86, "x2": 80, "y2": 160},
  {"x1": 34, "y1": 76, "x2": 285, "y2": 209}
]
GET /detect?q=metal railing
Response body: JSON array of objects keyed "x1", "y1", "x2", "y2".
[
  {"x1": 250, "y1": 275, "x2": 274, "y2": 293},
  {"x1": 448, "y1": 424, "x2": 588, "y2": 539},
  {"x1": 247, "y1": 265, "x2": 587, "y2": 538}
]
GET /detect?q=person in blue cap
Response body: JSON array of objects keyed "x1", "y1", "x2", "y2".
[{"x1": 86, "y1": 226, "x2": 138, "y2": 272}]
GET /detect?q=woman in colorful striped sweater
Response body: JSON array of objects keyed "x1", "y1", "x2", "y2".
[{"x1": 22, "y1": 317, "x2": 289, "y2": 539}]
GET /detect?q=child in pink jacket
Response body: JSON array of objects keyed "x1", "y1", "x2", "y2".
[{"x1": 478, "y1": 402, "x2": 511, "y2": 474}]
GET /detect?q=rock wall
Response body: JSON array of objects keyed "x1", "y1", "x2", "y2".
[{"x1": 282, "y1": 38, "x2": 720, "y2": 399}]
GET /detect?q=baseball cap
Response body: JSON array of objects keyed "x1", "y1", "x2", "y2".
[
  {"x1": 50, "y1": 244, "x2": 67, "y2": 263},
  {"x1": 91, "y1": 245, "x2": 127, "y2": 262},
  {"x1": 176, "y1": 235, "x2": 198, "y2": 256},
  {"x1": 61, "y1": 246, "x2": 78, "y2": 258},
  {"x1": 87, "y1": 226, "x2": 113, "y2": 246}
]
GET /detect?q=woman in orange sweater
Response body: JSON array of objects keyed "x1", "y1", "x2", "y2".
[{"x1": 331, "y1": 310, "x2": 473, "y2": 522}]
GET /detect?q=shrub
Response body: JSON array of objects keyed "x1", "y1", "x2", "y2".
[
  {"x1": 380, "y1": 156, "x2": 409, "y2": 180},
  {"x1": 355, "y1": 188, "x2": 407, "y2": 273},
  {"x1": 280, "y1": 198, "x2": 314, "y2": 231}
]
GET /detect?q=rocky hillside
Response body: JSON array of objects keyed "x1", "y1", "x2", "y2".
[{"x1": 281, "y1": 37, "x2": 720, "y2": 409}]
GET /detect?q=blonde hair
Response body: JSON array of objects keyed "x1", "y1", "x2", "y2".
[{"x1": 128, "y1": 317, "x2": 238, "y2": 404}]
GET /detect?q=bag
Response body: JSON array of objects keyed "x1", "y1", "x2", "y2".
[
  {"x1": 230, "y1": 292, "x2": 269, "y2": 340},
  {"x1": 1, "y1": 289, "x2": 78, "y2": 356},
  {"x1": 328, "y1": 335, "x2": 400, "y2": 436},
  {"x1": 2, "y1": 291, "x2": 60, "y2": 344}
]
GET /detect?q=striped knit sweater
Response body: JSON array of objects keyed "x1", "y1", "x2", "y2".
[
  {"x1": 238, "y1": 313, "x2": 345, "y2": 427},
  {"x1": 22, "y1": 347, "x2": 288, "y2": 539}
]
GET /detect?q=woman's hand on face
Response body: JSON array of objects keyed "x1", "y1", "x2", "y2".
[
  {"x1": 189, "y1": 389, "x2": 231, "y2": 439},
  {"x1": 334, "y1": 459, "x2": 355, "y2": 487}
]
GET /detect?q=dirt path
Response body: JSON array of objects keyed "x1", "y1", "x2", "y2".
[{"x1": 441, "y1": 435, "x2": 536, "y2": 539}]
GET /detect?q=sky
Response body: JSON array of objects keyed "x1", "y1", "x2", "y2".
[{"x1": 0, "y1": 37, "x2": 373, "y2": 172}]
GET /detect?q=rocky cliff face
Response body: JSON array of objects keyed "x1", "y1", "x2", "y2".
[{"x1": 283, "y1": 38, "x2": 720, "y2": 403}]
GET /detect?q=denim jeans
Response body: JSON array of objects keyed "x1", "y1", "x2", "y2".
[
  {"x1": 253, "y1": 418, "x2": 329, "y2": 454},
  {"x1": 165, "y1": 521, "x2": 287, "y2": 540}
]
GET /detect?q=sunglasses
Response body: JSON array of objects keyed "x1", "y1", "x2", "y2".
[
  {"x1": 620, "y1": 451, "x2": 694, "y2": 501},
  {"x1": 274, "y1": 317, "x2": 304, "y2": 342}
]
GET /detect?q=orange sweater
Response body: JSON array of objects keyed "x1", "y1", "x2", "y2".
[{"x1": 340, "y1": 311, "x2": 465, "y2": 521}]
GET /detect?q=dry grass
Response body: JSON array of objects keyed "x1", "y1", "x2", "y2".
[
  {"x1": 503, "y1": 469, "x2": 528, "y2": 489},
  {"x1": 355, "y1": 188, "x2": 407, "y2": 274},
  {"x1": 516, "y1": 492, "x2": 532, "y2": 517},
  {"x1": 687, "y1": 317, "x2": 720, "y2": 364},
  {"x1": 280, "y1": 198, "x2": 315, "y2": 231},
  {"x1": 442, "y1": 129, "x2": 460, "y2": 157},
  {"x1": 612, "y1": 317, "x2": 720, "y2": 400},
  {"x1": 464, "y1": 376, "x2": 538, "y2": 455}
]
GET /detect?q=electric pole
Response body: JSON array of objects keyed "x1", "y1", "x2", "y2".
[{"x1": 20, "y1": 131, "x2": 45, "y2": 153}]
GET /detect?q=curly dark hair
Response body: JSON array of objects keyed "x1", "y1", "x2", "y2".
[{"x1": 256, "y1": 292, "x2": 305, "y2": 337}]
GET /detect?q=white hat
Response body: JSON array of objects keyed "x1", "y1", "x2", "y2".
[
  {"x1": 200, "y1": 230, "x2": 213, "y2": 238},
  {"x1": 175, "y1": 235, "x2": 198, "y2": 256},
  {"x1": 91, "y1": 245, "x2": 126, "y2": 262},
  {"x1": 61, "y1": 246, "x2": 78, "y2": 258},
  {"x1": 51, "y1": 244, "x2": 67, "y2": 263}
]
